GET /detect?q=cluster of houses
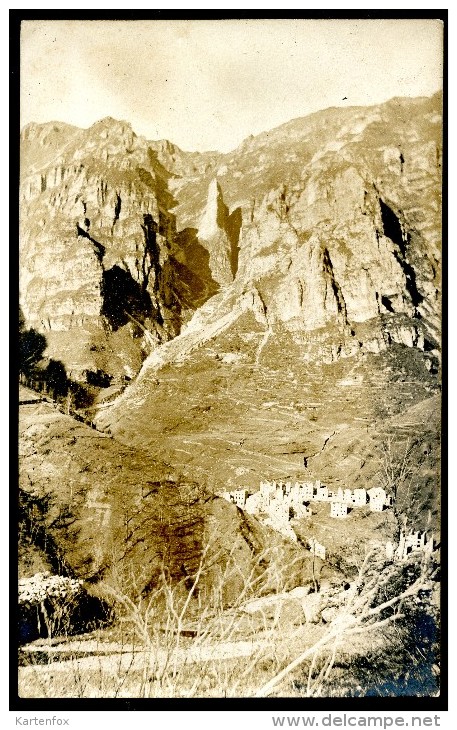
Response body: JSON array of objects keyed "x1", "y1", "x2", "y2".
[
  {"x1": 220, "y1": 480, "x2": 436, "y2": 567},
  {"x1": 386, "y1": 530, "x2": 435, "y2": 562},
  {"x1": 221, "y1": 479, "x2": 394, "y2": 522},
  {"x1": 303, "y1": 531, "x2": 434, "y2": 565}
]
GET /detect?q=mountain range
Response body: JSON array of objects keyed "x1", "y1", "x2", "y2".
[{"x1": 19, "y1": 92, "x2": 442, "y2": 588}]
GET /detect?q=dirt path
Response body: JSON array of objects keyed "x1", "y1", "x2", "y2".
[{"x1": 20, "y1": 637, "x2": 272, "y2": 677}]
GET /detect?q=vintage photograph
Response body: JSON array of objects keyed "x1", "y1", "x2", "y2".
[{"x1": 17, "y1": 17, "x2": 443, "y2": 700}]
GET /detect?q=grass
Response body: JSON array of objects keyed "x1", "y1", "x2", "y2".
[{"x1": 18, "y1": 544, "x2": 439, "y2": 699}]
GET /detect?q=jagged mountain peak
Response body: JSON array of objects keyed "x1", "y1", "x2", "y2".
[
  {"x1": 171, "y1": 94, "x2": 441, "y2": 233},
  {"x1": 149, "y1": 138, "x2": 182, "y2": 157},
  {"x1": 85, "y1": 116, "x2": 139, "y2": 145},
  {"x1": 20, "y1": 93, "x2": 441, "y2": 390},
  {"x1": 20, "y1": 120, "x2": 80, "y2": 141},
  {"x1": 91, "y1": 115, "x2": 132, "y2": 129}
]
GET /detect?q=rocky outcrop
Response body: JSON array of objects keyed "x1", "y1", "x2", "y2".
[
  {"x1": 148, "y1": 138, "x2": 220, "y2": 178},
  {"x1": 197, "y1": 179, "x2": 241, "y2": 286},
  {"x1": 233, "y1": 107, "x2": 440, "y2": 354},
  {"x1": 20, "y1": 119, "x2": 202, "y2": 381},
  {"x1": 20, "y1": 93, "x2": 441, "y2": 386},
  {"x1": 161, "y1": 94, "x2": 441, "y2": 362}
]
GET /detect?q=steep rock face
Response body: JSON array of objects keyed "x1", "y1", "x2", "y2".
[
  {"x1": 148, "y1": 138, "x2": 220, "y2": 178},
  {"x1": 167, "y1": 93, "x2": 441, "y2": 364},
  {"x1": 20, "y1": 119, "x2": 209, "y2": 381},
  {"x1": 197, "y1": 179, "x2": 241, "y2": 286},
  {"x1": 20, "y1": 94, "x2": 441, "y2": 386},
  {"x1": 238, "y1": 178, "x2": 421, "y2": 335},
  {"x1": 92, "y1": 94, "x2": 441, "y2": 497}
]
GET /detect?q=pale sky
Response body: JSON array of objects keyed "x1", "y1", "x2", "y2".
[{"x1": 20, "y1": 19, "x2": 443, "y2": 153}]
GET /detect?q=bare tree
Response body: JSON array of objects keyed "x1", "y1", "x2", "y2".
[
  {"x1": 19, "y1": 538, "x2": 439, "y2": 699},
  {"x1": 377, "y1": 437, "x2": 414, "y2": 501},
  {"x1": 253, "y1": 548, "x2": 437, "y2": 698},
  {"x1": 376, "y1": 436, "x2": 434, "y2": 534}
]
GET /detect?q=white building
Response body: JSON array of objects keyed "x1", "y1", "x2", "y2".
[
  {"x1": 393, "y1": 531, "x2": 434, "y2": 561},
  {"x1": 245, "y1": 491, "x2": 262, "y2": 515},
  {"x1": 290, "y1": 483, "x2": 301, "y2": 501},
  {"x1": 343, "y1": 488, "x2": 353, "y2": 504},
  {"x1": 260, "y1": 481, "x2": 276, "y2": 497},
  {"x1": 368, "y1": 487, "x2": 388, "y2": 512},
  {"x1": 330, "y1": 502, "x2": 348, "y2": 519},
  {"x1": 220, "y1": 488, "x2": 249, "y2": 508},
  {"x1": 300, "y1": 482, "x2": 314, "y2": 500},
  {"x1": 274, "y1": 486, "x2": 285, "y2": 502},
  {"x1": 308, "y1": 538, "x2": 326, "y2": 560},
  {"x1": 232, "y1": 489, "x2": 248, "y2": 507},
  {"x1": 353, "y1": 488, "x2": 367, "y2": 506},
  {"x1": 268, "y1": 499, "x2": 290, "y2": 522}
]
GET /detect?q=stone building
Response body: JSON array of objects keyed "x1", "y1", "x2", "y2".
[
  {"x1": 299, "y1": 482, "x2": 314, "y2": 501},
  {"x1": 386, "y1": 531, "x2": 434, "y2": 561},
  {"x1": 330, "y1": 502, "x2": 348, "y2": 519},
  {"x1": 268, "y1": 499, "x2": 290, "y2": 522},
  {"x1": 395, "y1": 530, "x2": 433, "y2": 560},
  {"x1": 308, "y1": 537, "x2": 326, "y2": 560},
  {"x1": 353, "y1": 488, "x2": 368, "y2": 506},
  {"x1": 220, "y1": 488, "x2": 248, "y2": 508},
  {"x1": 245, "y1": 491, "x2": 262, "y2": 515},
  {"x1": 260, "y1": 481, "x2": 276, "y2": 497},
  {"x1": 232, "y1": 489, "x2": 248, "y2": 507},
  {"x1": 367, "y1": 487, "x2": 388, "y2": 512},
  {"x1": 343, "y1": 488, "x2": 353, "y2": 504}
]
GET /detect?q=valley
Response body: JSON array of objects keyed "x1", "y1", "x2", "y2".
[{"x1": 18, "y1": 92, "x2": 442, "y2": 699}]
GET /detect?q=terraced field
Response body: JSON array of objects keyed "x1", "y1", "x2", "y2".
[{"x1": 95, "y1": 319, "x2": 440, "y2": 540}]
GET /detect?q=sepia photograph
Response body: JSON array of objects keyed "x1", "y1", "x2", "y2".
[{"x1": 15, "y1": 15, "x2": 444, "y2": 705}]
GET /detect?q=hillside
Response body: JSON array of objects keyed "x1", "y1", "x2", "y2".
[
  {"x1": 19, "y1": 388, "x2": 317, "y2": 603},
  {"x1": 84, "y1": 94, "x2": 441, "y2": 525},
  {"x1": 18, "y1": 94, "x2": 442, "y2": 698}
]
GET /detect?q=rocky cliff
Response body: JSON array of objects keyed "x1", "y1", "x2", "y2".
[
  {"x1": 89, "y1": 94, "x2": 441, "y2": 509},
  {"x1": 20, "y1": 119, "x2": 223, "y2": 382},
  {"x1": 167, "y1": 94, "x2": 441, "y2": 365},
  {"x1": 20, "y1": 95, "x2": 442, "y2": 508},
  {"x1": 20, "y1": 94, "x2": 441, "y2": 386}
]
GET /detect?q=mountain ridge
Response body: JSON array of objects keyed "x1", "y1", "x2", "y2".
[{"x1": 20, "y1": 93, "x2": 442, "y2": 503}]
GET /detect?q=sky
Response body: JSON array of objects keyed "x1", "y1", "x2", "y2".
[{"x1": 21, "y1": 18, "x2": 443, "y2": 154}]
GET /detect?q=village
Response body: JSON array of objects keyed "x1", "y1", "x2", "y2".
[{"x1": 220, "y1": 479, "x2": 434, "y2": 563}]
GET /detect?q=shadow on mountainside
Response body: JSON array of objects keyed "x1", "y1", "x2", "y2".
[
  {"x1": 101, "y1": 265, "x2": 153, "y2": 331},
  {"x1": 171, "y1": 227, "x2": 221, "y2": 308}
]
